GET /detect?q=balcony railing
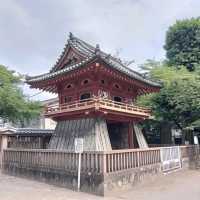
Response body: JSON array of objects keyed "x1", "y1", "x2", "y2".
[{"x1": 44, "y1": 98, "x2": 151, "y2": 117}]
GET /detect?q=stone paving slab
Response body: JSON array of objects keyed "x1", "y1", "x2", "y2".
[{"x1": 0, "y1": 170, "x2": 200, "y2": 200}]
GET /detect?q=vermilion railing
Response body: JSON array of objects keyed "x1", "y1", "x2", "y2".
[{"x1": 44, "y1": 98, "x2": 151, "y2": 116}]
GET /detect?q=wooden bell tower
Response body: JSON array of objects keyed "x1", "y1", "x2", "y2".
[{"x1": 27, "y1": 33, "x2": 161, "y2": 151}]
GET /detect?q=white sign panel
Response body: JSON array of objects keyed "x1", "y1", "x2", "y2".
[
  {"x1": 74, "y1": 138, "x2": 84, "y2": 153},
  {"x1": 194, "y1": 136, "x2": 199, "y2": 145}
]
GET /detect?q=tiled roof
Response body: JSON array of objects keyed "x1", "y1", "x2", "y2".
[
  {"x1": 0, "y1": 128, "x2": 54, "y2": 136},
  {"x1": 14, "y1": 128, "x2": 54, "y2": 135},
  {"x1": 40, "y1": 97, "x2": 59, "y2": 106},
  {"x1": 26, "y1": 33, "x2": 161, "y2": 88},
  {"x1": 27, "y1": 56, "x2": 95, "y2": 83}
]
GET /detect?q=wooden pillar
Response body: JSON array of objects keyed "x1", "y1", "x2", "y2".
[
  {"x1": 0, "y1": 135, "x2": 8, "y2": 167},
  {"x1": 128, "y1": 122, "x2": 134, "y2": 149},
  {"x1": 128, "y1": 122, "x2": 140, "y2": 149},
  {"x1": 57, "y1": 84, "x2": 62, "y2": 105},
  {"x1": 38, "y1": 137, "x2": 42, "y2": 149},
  {"x1": 1, "y1": 135, "x2": 8, "y2": 152},
  {"x1": 132, "y1": 123, "x2": 139, "y2": 148}
]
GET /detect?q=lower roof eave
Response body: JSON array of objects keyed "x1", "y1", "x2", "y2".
[{"x1": 44, "y1": 107, "x2": 150, "y2": 121}]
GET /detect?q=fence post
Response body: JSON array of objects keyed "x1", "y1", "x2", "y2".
[
  {"x1": 137, "y1": 151, "x2": 140, "y2": 167},
  {"x1": 102, "y1": 152, "x2": 107, "y2": 174},
  {"x1": 178, "y1": 146, "x2": 182, "y2": 168}
]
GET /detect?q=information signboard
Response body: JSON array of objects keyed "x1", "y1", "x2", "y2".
[{"x1": 74, "y1": 138, "x2": 83, "y2": 153}]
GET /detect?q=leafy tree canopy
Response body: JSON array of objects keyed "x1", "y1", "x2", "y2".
[
  {"x1": 164, "y1": 17, "x2": 200, "y2": 71},
  {"x1": 0, "y1": 65, "x2": 41, "y2": 127},
  {"x1": 137, "y1": 60, "x2": 200, "y2": 129}
]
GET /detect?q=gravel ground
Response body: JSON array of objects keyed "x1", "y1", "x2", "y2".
[{"x1": 0, "y1": 170, "x2": 200, "y2": 200}]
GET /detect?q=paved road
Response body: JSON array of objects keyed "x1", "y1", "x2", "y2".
[{"x1": 0, "y1": 170, "x2": 200, "y2": 200}]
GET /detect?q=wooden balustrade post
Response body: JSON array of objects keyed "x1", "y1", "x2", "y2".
[
  {"x1": 102, "y1": 152, "x2": 107, "y2": 174},
  {"x1": 137, "y1": 151, "x2": 140, "y2": 167}
]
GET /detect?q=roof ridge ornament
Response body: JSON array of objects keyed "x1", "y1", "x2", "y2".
[
  {"x1": 95, "y1": 44, "x2": 100, "y2": 55},
  {"x1": 69, "y1": 32, "x2": 74, "y2": 40},
  {"x1": 105, "y1": 54, "x2": 111, "y2": 60}
]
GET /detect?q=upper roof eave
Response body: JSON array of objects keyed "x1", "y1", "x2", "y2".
[
  {"x1": 26, "y1": 33, "x2": 161, "y2": 89},
  {"x1": 26, "y1": 56, "x2": 95, "y2": 84},
  {"x1": 99, "y1": 56, "x2": 162, "y2": 88},
  {"x1": 26, "y1": 54, "x2": 161, "y2": 88}
]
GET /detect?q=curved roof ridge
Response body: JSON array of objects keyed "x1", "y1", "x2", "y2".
[
  {"x1": 27, "y1": 56, "x2": 95, "y2": 83},
  {"x1": 51, "y1": 33, "x2": 130, "y2": 73},
  {"x1": 70, "y1": 39, "x2": 94, "y2": 57},
  {"x1": 72, "y1": 36, "x2": 96, "y2": 53},
  {"x1": 98, "y1": 54, "x2": 161, "y2": 87},
  {"x1": 26, "y1": 33, "x2": 161, "y2": 88}
]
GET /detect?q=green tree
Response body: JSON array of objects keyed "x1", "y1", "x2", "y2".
[
  {"x1": 164, "y1": 17, "x2": 200, "y2": 71},
  {"x1": 0, "y1": 65, "x2": 41, "y2": 127},
  {"x1": 137, "y1": 61, "x2": 200, "y2": 130}
]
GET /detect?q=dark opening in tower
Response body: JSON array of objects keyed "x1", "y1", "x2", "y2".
[
  {"x1": 107, "y1": 121, "x2": 129, "y2": 149},
  {"x1": 80, "y1": 93, "x2": 91, "y2": 101},
  {"x1": 113, "y1": 96, "x2": 122, "y2": 102}
]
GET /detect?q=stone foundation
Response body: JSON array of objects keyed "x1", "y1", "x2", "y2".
[
  {"x1": 3, "y1": 145, "x2": 199, "y2": 196},
  {"x1": 3, "y1": 163, "x2": 162, "y2": 196},
  {"x1": 3, "y1": 165, "x2": 105, "y2": 196},
  {"x1": 104, "y1": 164, "x2": 161, "y2": 195}
]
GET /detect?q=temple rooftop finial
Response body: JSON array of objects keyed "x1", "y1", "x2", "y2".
[
  {"x1": 95, "y1": 44, "x2": 100, "y2": 55},
  {"x1": 69, "y1": 32, "x2": 74, "y2": 40}
]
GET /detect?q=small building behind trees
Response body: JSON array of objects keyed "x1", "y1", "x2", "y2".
[{"x1": 0, "y1": 128, "x2": 53, "y2": 151}]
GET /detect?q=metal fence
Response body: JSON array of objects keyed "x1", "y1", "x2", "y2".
[{"x1": 160, "y1": 146, "x2": 181, "y2": 173}]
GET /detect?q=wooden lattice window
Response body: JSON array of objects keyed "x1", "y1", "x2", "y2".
[
  {"x1": 66, "y1": 84, "x2": 72, "y2": 89},
  {"x1": 83, "y1": 79, "x2": 89, "y2": 85},
  {"x1": 114, "y1": 96, "x2": 122, "y2": 102},
  {"x1": 114, "y1": 84, "x2": 120, "y2": 89},
  {"x1": 64, "y1": 96, "x2": 72, "y2": 103},
  {"x1": 101, "y1": 80, "x2": 105, "y2": 84},
  {"x1": 80, "y1": 93, "x2": 91, "y2": 101}
]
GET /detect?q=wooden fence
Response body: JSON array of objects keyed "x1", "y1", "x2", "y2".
[
  {"x1": 3, "y1": 146, "x2": 199, "y2": 174},
  {"x1": 0, "y1": 152, "x2": 2, "y2": 168},
  {"x1": 3, "y1": 149, "x2": 105, "y2": 174},
  {"x1": 3, "y1": 148, "x2": 161, "y2": 174},
  {"x1": 104, "y1": 148, "x2": 160, "y2": 173}
]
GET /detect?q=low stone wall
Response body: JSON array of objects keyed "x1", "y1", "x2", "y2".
[
  {"x1": 3, "y1": 163, "x2": 162, "y2": 196},
  {"x1": 181, "y1": 158, "x2": 191, "y2": 169},
  {"x1": 104, "y1": 164, "x2": 161, "y2": 195},
  {"x1": 2, "y1": 146, "x2": 199, "y2": 196},
  {"x1": 181, "y1": 156, "x2": 199, "y2": 170},
  {"x1": 3, "y1": 165, "x2": 104, "y2": 196},
  {"x1": 104, "y1": 157, "x2": 198, "y2": 195}
]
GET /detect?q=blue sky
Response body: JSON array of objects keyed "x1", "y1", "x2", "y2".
[{"x1": 0, "y1": 0, "x2": 200, "y2": 100}]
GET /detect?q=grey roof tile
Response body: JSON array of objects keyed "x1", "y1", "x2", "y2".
[
  {"x1": 0, "y1": 128, "x2": 54, "y2": 136},
  {"x1": 27, "y1": 33, "x2": 161, "y2": 88}
]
